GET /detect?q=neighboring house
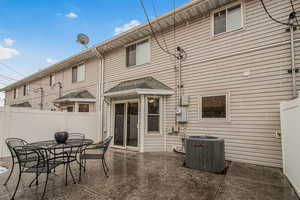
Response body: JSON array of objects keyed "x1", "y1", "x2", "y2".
[
  {"x1": 1, "y1": 55, "x2": 99, "y2": 112},
  {"x1": 1, "y1": 0, "x2": 299, "y2": 167}
]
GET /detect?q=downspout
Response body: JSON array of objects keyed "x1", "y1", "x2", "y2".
[
  {"x1": 93, "y1": 48, "x2": 105, "y2": 141},
  {"x1": 290, "y1": 24, "x2": 297, "y2": 98}
]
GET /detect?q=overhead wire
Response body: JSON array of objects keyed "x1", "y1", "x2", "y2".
[
  {"x1": 289, "y1": 0, "x2": 299, "y2": 25},
  {"x1": 151, "y1": 0, "x2": 170, "y2": 52},
  {"x1": 0, "y1": 61, "x2": 25, "y2": 78},
  {"x1": 260, "y1": 0, "x2": 299, "y2": 27},
  {"x1": 139, "y1": 0, "x2": 178, "y2": 58}
]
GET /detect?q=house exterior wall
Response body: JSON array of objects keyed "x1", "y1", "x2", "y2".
[
  {"x1": 5, "y1": 57, "x2": 99, "y2": 111},
  {"x1": 103, "y1": 0, "x2": 300, "y2": 167}
]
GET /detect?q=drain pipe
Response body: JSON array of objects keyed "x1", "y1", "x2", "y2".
[
  {"x1": 290, "y1": 24, "x2": 297, "y2": 98},
  {"x1": 93, "y1": 48, "x2": 105, "y2": 141}
]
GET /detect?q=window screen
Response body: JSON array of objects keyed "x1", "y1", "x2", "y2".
[
  {"x1": 202, "y1": 95, "x2": 226, "y2": 118},
  {"x1": 214, "y1": 10, "x2": 226, "y2": 35}
]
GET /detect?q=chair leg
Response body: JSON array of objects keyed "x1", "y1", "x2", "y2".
[
  {"x1": 28, "y1": 173, "x2": 41, "y2": 188},
  {"x1": 65, "y1": 162, "x2": 68, "y2": 186},
  {"x1": 3, "y1": 161, "x2": 14, "y2": 186},
  {"x1": 68, "y1": 162, "x2": 76, "y2": 184},
  {"x1": 79, "y1": 158, "x2": 82, "y2": 182},
  {"x1": 103, "y1": 158, "x2": 110, "y2": 172},
  {"x1": 102, "y1": 160, "x2": 109, "y2": 177},
  {"x1": 41, "y1": 172, "x2": 49, "y2": 200},
  {"x1": 84, "y1": 159, "x2": 87, "y2": 173},
  {"x1": 11, "y1": 167, "x2": 22, "y2": 200}
]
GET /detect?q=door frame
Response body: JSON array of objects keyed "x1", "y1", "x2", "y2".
[{"x1": 111, "y1": 99, "x2": 140, "y2": 151}]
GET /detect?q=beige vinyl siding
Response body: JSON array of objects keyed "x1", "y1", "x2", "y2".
[
  {"x1": 6, "y1": 57, "x2": 99, "y2": 111},
  {"x1": 104, "y1": 0, "x2": 297, "y2": 167}
]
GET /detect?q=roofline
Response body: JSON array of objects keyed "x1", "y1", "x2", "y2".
[{"x1": 0, "y1": 0, "x2": 227, "y2": 92}]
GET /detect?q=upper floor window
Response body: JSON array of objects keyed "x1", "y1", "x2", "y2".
[
  {"x1": 213, "y1": 3, "x2": 242, "y2": 35},
  {"x1": 23, "y1": 85, "x2": 29, "y2": 96},
  {"x1": 147, "y1": 97, "x2": 160, "y2": 133},
  {"x1": 126, "y1": 39, "x2": 150, "y2": 67},
  {"x1": 72, "y1": 64, "x2": 85, "y2": 83},
  {"x1": 13, "y1": 88, "x2": 18, "y2": 99},
  {"x1": 49, "y1": 74, "x2": 55, "y2": 86}
]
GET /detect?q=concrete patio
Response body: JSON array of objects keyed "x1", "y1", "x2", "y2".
[{"x1": 0, "y1": 149, "x2": 298, "y2": 200}]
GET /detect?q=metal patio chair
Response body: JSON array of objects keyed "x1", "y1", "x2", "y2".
[
  {"x1": 6, "y1": 140, "x2": 64, "y2": 200},
  {"x1": 79, "y1": 136, "x2": 113, "y2": 179},
  {"x1": 3, "y1": 138, "x2": 28, "y2": 187}
]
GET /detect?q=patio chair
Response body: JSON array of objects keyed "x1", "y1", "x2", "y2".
[
  {"x1": 79, "y1": 136, "x2": 113, "y2": 179},
  {"x1": 3, "y1": 138, "x2": 28, "y2": 187},
  {"x1": 6, "y1": 140, "x2": 63, "y2": 200}
]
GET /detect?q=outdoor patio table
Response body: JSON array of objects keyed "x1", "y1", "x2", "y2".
[{"x1": 27, "y1": 139, "x2": 93, "y2": 185}]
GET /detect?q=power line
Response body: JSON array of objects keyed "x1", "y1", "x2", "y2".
[
  {"x1": 260, "y1": 0, "x2": 291, "y2": 26},
  {"x1": 139, "y1": 0, "x2": 178, "y2": 58},
  {"x1": 0, "y1": 74, "x2": 18, "y2": 81},
  {"x1": 151, "y1": 0, "x2": 170, "y2": 52},
  {"x1": 0, "y1": 61, "x2": 25, "y2": 78},
  {"x1": 289, "y1": 0, "x2": 299, "y2": 25}
]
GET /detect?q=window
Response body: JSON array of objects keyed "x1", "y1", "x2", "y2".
[
  {"x1": 147, "y1": 97, "x2": 160, "y2": 133},
  {"x1": 66, "y1": 106, "x2": 74, "y2": 112},
  {"x1": 23, "y1": 85, "x2": 28, "y2": 96},
  {"x1": 79, "y1": 104, "x2": 89, "y2": 112},
  {"x1": 49, "y1": 74, "x2": 55, "y2": 86},
  {"x1": 200, "y1": 94, "x2": 228, "y2": 119},
  {"x1": 126, "y1": 39, "x2": 150, "y2": 67},
  {"x1": 13, "y1": 88, "x2": 18, "y2": 99},
  {"x1": 213, "y1": 3, "x2": 242, "y2": 35},
  {"x1": 72, "y1": 64, "x2": 85, "y2": 83}
]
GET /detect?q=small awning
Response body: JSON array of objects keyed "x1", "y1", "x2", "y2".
[
  {"x1": 53, "y1": 90, "x2": 96, "y2": 103},
  {"x1": 10, "y1": 102, "x2": 32, "y2": 108},
  {"x1": 104, "y1": 77, "x2": 174, "y2": 98}
]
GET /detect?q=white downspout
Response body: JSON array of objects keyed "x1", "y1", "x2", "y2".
[
  {"x1": 93, "y1": 48, "x2": 105, "y2": 141},
  {"x1": 290, "y1": 24, "x2": 297, "y2": 98}
]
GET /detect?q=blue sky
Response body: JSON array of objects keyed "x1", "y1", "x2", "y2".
[{"x1": 0, "y1": 0, "x2": 189, "y2": 104}]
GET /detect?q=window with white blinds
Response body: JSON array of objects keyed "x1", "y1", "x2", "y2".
[
  {"x1": 72, "y1": 64, "x2": 85, "y2": 83},
  {"x1": 126, "y1": 39, "x2": 150, "y2": 67},
  {"x1": 213, "y1": 3, "x2": 242, "y2": 35}
]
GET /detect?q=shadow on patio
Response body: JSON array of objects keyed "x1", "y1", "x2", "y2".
[{"x1": 0, "y1": 149, "x2": 298, "y2": 200}]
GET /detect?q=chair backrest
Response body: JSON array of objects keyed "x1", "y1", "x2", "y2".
[
  {"x1": 5, "y1": 138, "x2": 28, "y2": 158},
  {"x1": 102, "y1": 136, "x2": 113, "y2": 154},
  {"x1": 13, "y1": 146, "x2": 46, "y2": 169},
  {"x1": 69, "y1": 133, "x2": 85, "y2": 140}
]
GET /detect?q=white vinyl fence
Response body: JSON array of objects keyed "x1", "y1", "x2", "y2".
[
  {"x1": 280, "y1": 95, "x2": 300, "y2": 197},
  {"x1": 0, "y1": 107, "x2": 99, "y2": 158}
]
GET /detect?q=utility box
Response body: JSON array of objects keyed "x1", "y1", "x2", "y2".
[
  {"x1": 176, "y1": 106, "x2": 187, "y2": 123},
  {"x1": 180, "y1": 96, "x2": 190, "y2": 106}
]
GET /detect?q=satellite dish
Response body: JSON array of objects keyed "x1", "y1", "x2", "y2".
[{"x1": 76, "y1": 33, "x2": 89, "y2": 48}]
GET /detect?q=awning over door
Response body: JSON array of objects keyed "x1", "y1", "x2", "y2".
[
  {"x1": 53, "y1": 90, "x2": 96, "y2": 104},
  {"x1": 10, "y1": 102, "x2": 32, "y2": 108},
  {"x1": 104, "y1": 77, "x2": 174, "y2": 98}
]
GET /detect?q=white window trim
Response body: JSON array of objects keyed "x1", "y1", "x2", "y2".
[
  {"x1": 198, "y1": 92, "x2": 231, "y2": 122},
  {"x1": 146, "y1": 96, "x2": 162, "y2": 135},
  {"x1": 211, "y1": 0, "x2": 245, "y2": 37},
  {"x1": 72, "y1": 63, "x2": 86, "y2": 83},
  {"x1": 125, "y1": 37, "x2": 151, "y2": 68},
  {"x1": 13, "y1": 88, "x2": 18, "y2": 99}
]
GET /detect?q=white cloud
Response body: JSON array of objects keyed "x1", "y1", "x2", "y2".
[
  {"x1": 46, "y1": 58, "x2": 57, "y2": 64},
  {"x1": 114, "y1": 20, "x2": 141, "y2": 35},
  {"x1": 0, "y1": 45, "x2": 19, "y2": 60},
  {"x1": 3, "y1": 38, "x2": 15, "y2": 46},
  {"x1": 66, "y1": 12, "x2": 78, "y2": 19}
]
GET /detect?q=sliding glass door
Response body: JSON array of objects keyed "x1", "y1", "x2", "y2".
[{"x1": 114, "y1": 102, "x2": 138, "y2": 149}]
